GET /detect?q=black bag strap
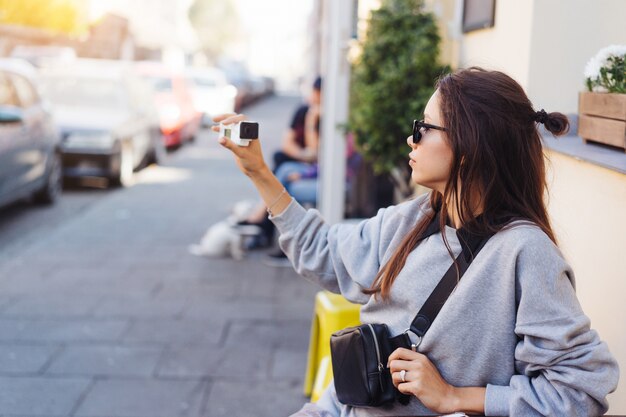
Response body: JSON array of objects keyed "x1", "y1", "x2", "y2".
[
  {"x1": 387, "y1": 211, "x2": 494, "y2": 353},
  {"x1": 408, "y1": 226, "x2": 493, "y2": 339},
  {"x1": 389, "y1": 211, "x2": 495, "y2": 406}
]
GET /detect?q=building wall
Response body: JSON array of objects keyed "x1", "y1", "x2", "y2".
[
  {"x1": 458, "y1": 0, "x2": 534, "y2": 88},
  {"x1": 527, "y1": 0, "x2": 626, "y2": 114},
  {"x1": 544, "y1": 151, "x2": 626, "y2": 413},
  {"x1": 433, "y1": 0, "x2": 626, "y2": 114}
]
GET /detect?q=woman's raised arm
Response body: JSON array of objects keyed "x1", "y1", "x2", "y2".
[
  {"x1": 213, "y1": 113, "x2": 393, "y2": 303},
  {"x1": 212, "y1": 113, "x2": 292, "y2": 217}
]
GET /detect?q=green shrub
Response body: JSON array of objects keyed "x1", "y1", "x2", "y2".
[{"x1": 349, "y1": 0, "x2": 448, "y2": 174}]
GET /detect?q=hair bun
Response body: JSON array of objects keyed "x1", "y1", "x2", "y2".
[{"x1": 535, "y1": 109, "x2": 570, "y2": 137}]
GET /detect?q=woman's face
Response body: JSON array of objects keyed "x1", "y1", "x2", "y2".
[{"x1": 407, "y1": 90, "x2": 453, "y2": 193}]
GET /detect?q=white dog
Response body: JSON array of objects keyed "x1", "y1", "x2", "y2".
[{"x1": 188, "y1": 200, "x2": 261, "y2": 260}]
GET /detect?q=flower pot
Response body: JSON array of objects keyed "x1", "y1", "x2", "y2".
[{"x1": 578, "y1": 91, "x2": 626, "y2": 152}]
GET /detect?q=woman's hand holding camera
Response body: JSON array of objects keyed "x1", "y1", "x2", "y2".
[
  {"x1": 212, "y1": 113, "x2": 268, "y2": 178},
  {"x1": 388, "y1": 348, "x2": 485, "y2": 414},
  {"x1": 213, "y1": 113, "x2": 293, "y2": 217}
]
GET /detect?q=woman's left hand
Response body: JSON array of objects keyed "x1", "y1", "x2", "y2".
[{"x1": 388, "y1": 348, "x2": 458, "y2": 414}]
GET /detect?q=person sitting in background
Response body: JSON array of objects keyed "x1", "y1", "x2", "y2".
[
  {"x1": 235, "y1": 77, "x2": 322, "y2": 251},
  {"x1": 272, "y1": 76, "x2": 322, "y2": 171}
]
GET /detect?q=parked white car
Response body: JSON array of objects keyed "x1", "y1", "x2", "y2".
[
  {"x1": 39, "y1": 59, "x2": 163, "y2": 187},
  {"x1": 185, "y1": 67, "x2": 237, "y2": 126}
]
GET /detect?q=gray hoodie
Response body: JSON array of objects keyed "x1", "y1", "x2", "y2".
[{"x1": 270, "y1": 192, "x2": 619, "y2": 416}]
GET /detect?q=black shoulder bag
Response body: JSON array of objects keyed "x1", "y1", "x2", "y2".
[{"x1": 330, "y1": 212, "x2": 494, "y2": 407}]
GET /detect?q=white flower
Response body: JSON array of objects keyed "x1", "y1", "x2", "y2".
[
  {"x1": 583, "y1": 45, "x2": 626, "y2": 92},
  {"x1": 584, "y1": 56, "x2": 602, "y2": 79},
  {"x1": 595, "y1": 45, "x2": 626, "y2": 64}
]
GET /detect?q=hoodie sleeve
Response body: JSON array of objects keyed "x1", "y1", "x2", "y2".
[
  {"x1": 269, "y1": 198, "x2": 398, "y2": 304},
  {"x1": 484, "y1": 232, "x2": 619, "y2": 416}
]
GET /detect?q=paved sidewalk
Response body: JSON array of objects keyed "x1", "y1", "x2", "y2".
[{"x1": 0, "y1": 95, "x2": 319, "y2": 417}]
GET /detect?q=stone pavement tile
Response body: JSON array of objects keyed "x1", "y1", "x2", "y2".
[
  {"x1": 156, "y1": 344, "x2": 272, "y2": 379},
  {"x1": 178, "y1": 257, "x2": 267, "y2": 281},
  {"x1": 0, "y1": 296, "x2": 15, "y2": 313},
  {"x1": 0, "y1": 275, "x2": 75, "y2": 297},
  {"x1": 273, "y1": 270, "x2": 320, "y2": 301},
  {"x1": 122, "y1": 319, "x2": 225, "y2": 346},
  {"x1": 103, "y1": 257, "x2": 182, "y2": 272},
  {"x1": 270, "y1": 346, "x2": 309, "y2": 380},
  {"x1": 71, "y1": 275, "x2": 161, "y2": 297},
  {"x1": 225, "y1": 320, "x2": 311, "y2": 350},
  {"x1": 183, "y1": 297, "x2": 274, "y2": 321},
  {"x1": 74, "y1": 379, "x2": 206, "y2": 417},
  {"x1": 0, "y1": 344, "x2": 59, "y2": 374},
  {"x1": 155, "y1": 275, "x2": 240, "y2": 300},
  {"x1": 204, "y1": 379, "x2": 306, "y2": 417},
  {"x1": 48, "y1": 266, "x2": 132, "y2": 279},
  {"x1": 237, "y1": 267, "x2": 280, "y2": 300},
  {"x1": 127, "y1": 263, "x2": 218, "y2": 281},
  {"x1": 0, "y1": 268, "x2": 69, "y2": 296},
  {"x1": 0, "y1": 261, "x2": 60, "y2": 281},
  {"x1": 271, "y1": 276, "x2": 318, "y2": 322},
  {"x1": 93, "y1": 294, "x2": 187, "y2": 319},
  {"x1": 272, "y1": 302, "x2": 317, "y2": 322},
  {"x1": 1, "y1": 293, "x2": 102, "y2": 318},
  {"x1": 0, "y1": 319, "x2": 128, "y2": 343},
  {"x1": 0, "y1": 376, "x2": 90, "y2": 415},
  {"x1": 0, "y1": 267, "x2": 137, "y2": 297},
  {"x1": 46, "y1": 345, "x2": 163, "y2": 377}
]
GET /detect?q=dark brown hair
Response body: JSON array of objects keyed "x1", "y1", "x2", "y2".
[{"x1": 364, "y1": 67, "x2": 569, "y2": 300}]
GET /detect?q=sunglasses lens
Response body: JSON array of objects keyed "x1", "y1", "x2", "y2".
[{"x1": 412, "y1": 122, "x2": 421, "y2": 144}]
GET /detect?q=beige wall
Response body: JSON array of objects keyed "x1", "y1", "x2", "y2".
[
  {"x1": 458, "y1": 0, "x2": 535, "y2": 88},
  {"x1": 527, "y1": 0, "x2": 626, "y2": 114},
  {"x1": 545, "y1": 150, "x2": 626, "y2": 413},
  {"x1": 434, "y1": 0, "x2": 626, "y2": 114}
]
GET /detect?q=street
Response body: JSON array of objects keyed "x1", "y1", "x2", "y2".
[{"x1": 0, "y1": 95, "x2": 318, "y2": 417}]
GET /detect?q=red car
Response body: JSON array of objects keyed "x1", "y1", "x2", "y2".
[{"x1": 135, "y1": 62, "x2": 201, "y2": 149}]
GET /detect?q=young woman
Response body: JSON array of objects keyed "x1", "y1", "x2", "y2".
[{"x1": 213, "y1": 68, "x2": 619, "y2": 416}]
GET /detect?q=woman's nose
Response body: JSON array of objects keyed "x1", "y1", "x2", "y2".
[{"x1": 406, "y1": 135, "x2": 415, "y2": 148}]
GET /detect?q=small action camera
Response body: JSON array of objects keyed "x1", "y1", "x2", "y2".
[{"x1": 219, "y1": 121, "x2": 259, "y2": 146}]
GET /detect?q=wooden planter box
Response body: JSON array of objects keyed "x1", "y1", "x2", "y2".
[{"x1": 578, "y1": 91, "x2": 626, "y2": 152}]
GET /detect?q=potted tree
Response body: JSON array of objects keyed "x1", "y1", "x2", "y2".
[
  {"x1": 579, "y1": 45, "x2": 626, "y2": 151},
  {"x1": 348, "y1": 0, "x2": 449, "y2": 216}
]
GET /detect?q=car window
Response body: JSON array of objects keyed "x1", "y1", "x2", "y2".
[
  {"x1": 191, "y1": 77, "x2": 218, "y2": 88},
  {"x1": 10, "y1": 74, "x2": 38, "y2": 108},
  {"x1": 39, "y1": 76, "x2": 129, "y2": 111},
  {"x1": 0, "y1": 72, "x2": 20, "y2": 106},
  {"x1": 145, "y1": 76, "x2": 173, "y2": 92},
  {"x1": 133, "y1": 79, "x2": 158, "y2": 113}
]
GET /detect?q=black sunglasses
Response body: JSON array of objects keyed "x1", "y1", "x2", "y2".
[{"x1": 412, "y1": 120, "x2": 447, "y2": 144}]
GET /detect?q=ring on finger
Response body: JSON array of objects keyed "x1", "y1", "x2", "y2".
[{"x1": 400, "y1": 369, "x2": 407, "y2": 383}]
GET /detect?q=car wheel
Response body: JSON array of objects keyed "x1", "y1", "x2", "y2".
[
  {"x1": 110, "y1": 143, "x2": 134, "y2": 187},
  {"x1": 33, "y1": 152, "x2": 62, "y2": 205}
]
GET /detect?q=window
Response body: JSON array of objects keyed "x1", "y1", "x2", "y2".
[
  {"x1": 10, "y1": 74, "x2": 38, "y2": 108},
  {"x1": 0, "y1": 72, "x2": 20, "y2": 106},
  {"x1": 462, "y1": 0, "x2": 496, "y2": 33}
]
